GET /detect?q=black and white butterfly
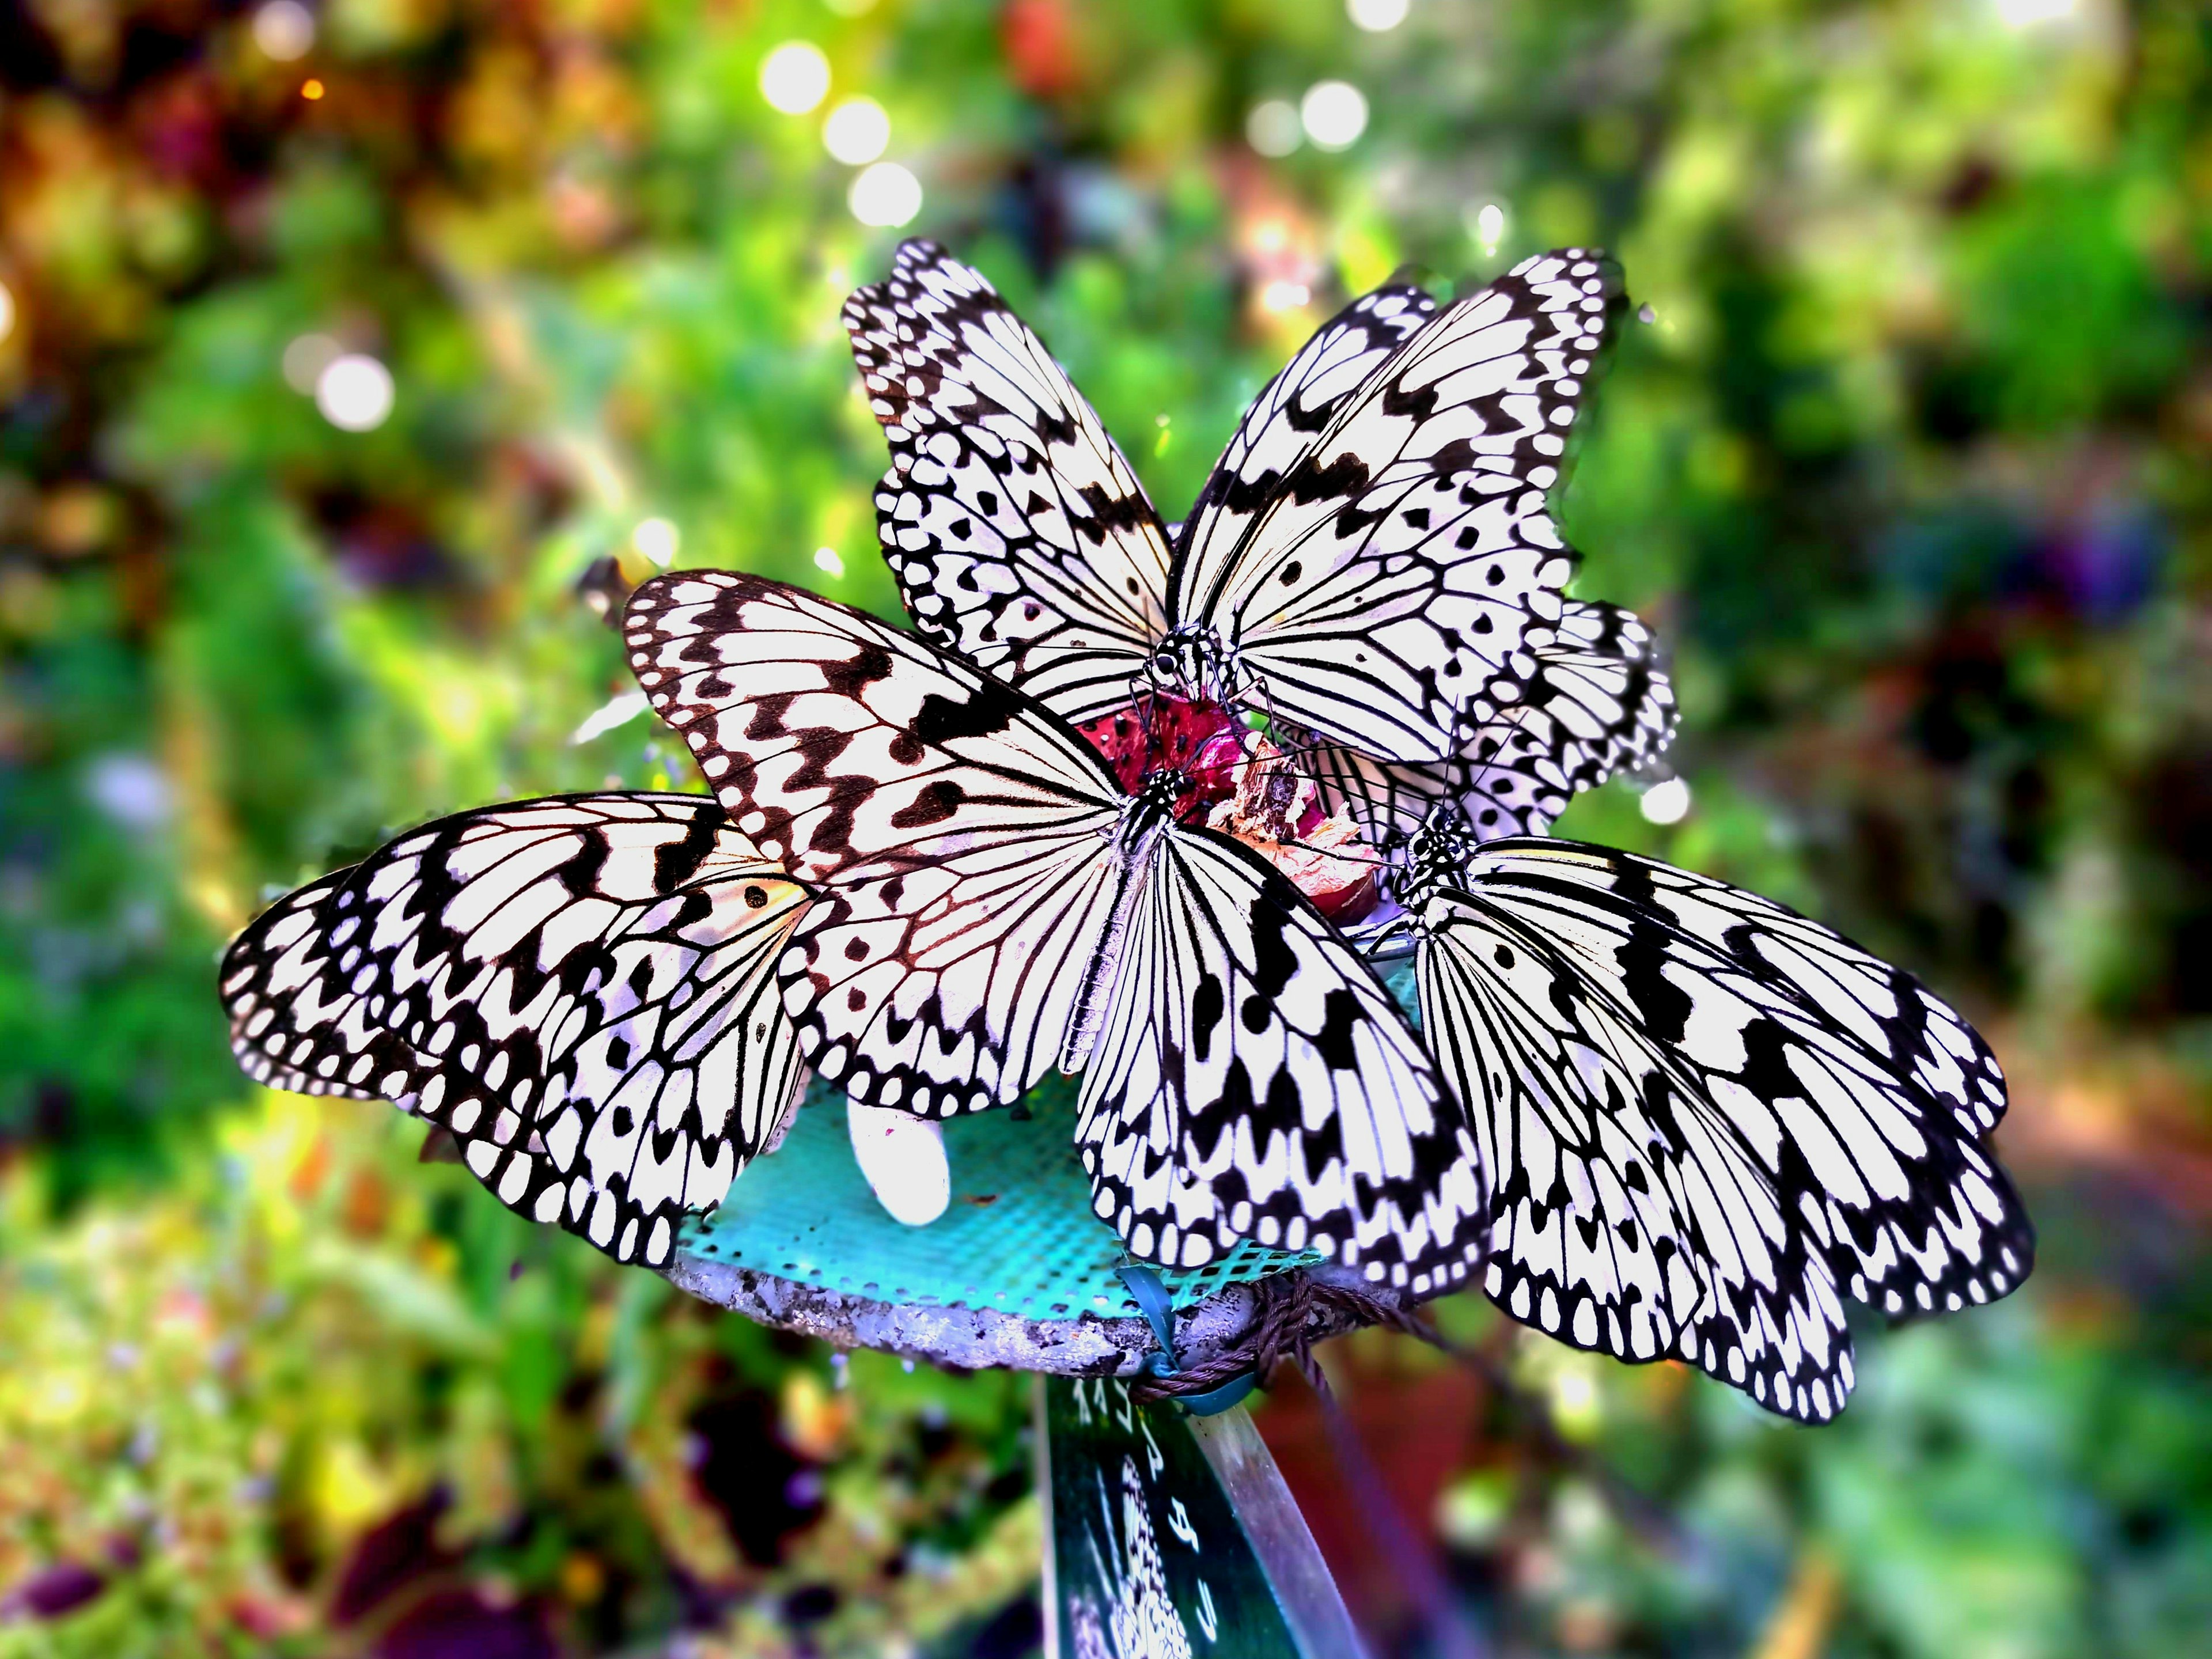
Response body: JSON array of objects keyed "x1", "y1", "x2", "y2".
[
  {"x1": 844, "y1": 240, "x2": 1622, "y2": 760},
  {"x1": 1389, "y1": 816, "x2": 2033, "y2": 1421},
  {"x1": 219, "y1": 794, "x2": 809, "y2": 1266},
  {"x1": 622, "y1": 570, "x2": 1487, "y2": 1290}
]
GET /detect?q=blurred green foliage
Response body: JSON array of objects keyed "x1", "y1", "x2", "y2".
[{"x1": 2, "y1": 0, "x2": 2208, "y2": 1654}]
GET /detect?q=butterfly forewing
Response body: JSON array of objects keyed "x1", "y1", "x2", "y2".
[
  {"x1": 1419, "y1": 839, "x2": 2031, "y2": 1420},
  {"x1": 625, "y1": 570, "x2": 1134, "y2": 1114},
  {"x1": 1175, "y1": 251, "x2": 1624, "y2": 760},
  {"x1": 1078, "y1": 830, "x2": 1486, "y2": 1290},
  {"x1": 1419, "y1": 895, "x2": 1853, "y2": 1420},
  {"x1": 1298, "y1": 598, "x2": 1677, "y2": 845},
  {"x1": 844, "y1": 240, "x2": 1173, "y2": 724},
  {"x1": 219, "y1": 794, "x2": 809, "y2": 1266},
  {"x1": 622, "y1": 570, "x2": 1122, "y2": 877},
  {"x1": 1174, "y1": 282, "x2": 1439, "y2": 581}
]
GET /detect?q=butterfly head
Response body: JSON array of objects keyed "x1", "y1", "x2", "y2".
[
  {"x1": 1145, "y1": 623, "x2": 1243, "y2": 704},
  {"x1": 1395, "y1": 806, "x2": 1480, "y2": 914}
]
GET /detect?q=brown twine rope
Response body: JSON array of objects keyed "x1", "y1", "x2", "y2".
[{"x1": 1126, "y1": 1268, "x2": 1412, "y2": 1406}]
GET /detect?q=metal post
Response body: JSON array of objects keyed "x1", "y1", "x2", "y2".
[{"x1": 1037, "y1": 1376, "x2": 1364, "y2": 1658}]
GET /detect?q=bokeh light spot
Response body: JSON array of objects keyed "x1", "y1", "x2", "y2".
[
  {"x1": 633, "y1": 517, "x2": 680, "y2": 567},
  {"x1": 1348, "y1": 0, "x2": 1411, "y2": 31},
  {"x1": 252, "y1": 1, "x2": 315, "y2": 62},
  {"x1": 759, "y1": 41, "x2": 831, "y2": 115},
  {"x1": 1639, "y1": 777, "x2": 1692, "y2": 825},
  {"x1": 1247, "y1": 99, "x2": 1302, "y2": 157},
  {"x1": 849, "y1": 162, "x2": 922, "y2": 227},
  {"x1": 281, "y1": 332, "x2": 340, "y2": 392},
  {"x1": 1301, "y1": 81, "x2": 1368, "y2": 151},
  {"x1": 823, "y1": 97, "x2": 890, "y2": 165},
  {"x1": 315, "y1": 354, "x2": 394, "y2": 432}
]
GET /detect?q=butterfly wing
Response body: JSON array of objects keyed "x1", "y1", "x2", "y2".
[
  {"x1": 219, "y1": 794, "x2": 809, "y2": 1266},
  {"x1": 844, "y1": 240, "x2": 1173, "y2": 723},
  {"x1": 1175, "y1": 280, "x2": 1438, "y2": 577},
  {"x1": 1420, "y1": 839, "x2": 2031, "y2": 1421},
  {"x1": 1078, "y1": 827, "x2": 1486, "y2": 1289},
  {"x1": 623, "y1": 570, "x2": 1131, "y2": 1114},
  {"x1": 1296, "y1": 598, "x2": 1676, "y2": 844},
  {"x1": 1172, "y1": 251, "x2": 1623, "y2": 760}
]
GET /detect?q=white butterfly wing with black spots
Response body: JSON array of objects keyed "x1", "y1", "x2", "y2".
[
  {"x1": 622, "y1": 570, "x2": 1130, "y2": 1115},
  {"x1": 1174, "y1": 281, "x2": 1438, "y2": 584},
  {"x1": 1420, "y1": 892, "x2": 1851, "y2": 1419},
  {"x1": 1171, "y1": 252, "x2": 1624, "y2": 761},
  {"x1": 622, "y1": 570, "x2": 1480, "y2": 1283},
  {"x1": 1418, "y1": 839, "x2": 2031, "y2": 1421},
  {"x1": 844, "y1": 240, "x2": 1173, "y2": 724},
  {"x1": 1299, "y1": 598, "x2": 1676, "y2": 845},
  {"x1": 1080, "y1": 830, "x2": 1485, "y2": 1289},
  {"x1": 219, "y1": 794, "x2": 808, "y2": 1266}
]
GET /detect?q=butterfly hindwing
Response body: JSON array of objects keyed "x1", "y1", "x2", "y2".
[
  {"x1": 1173, "y1": 251, "x2": 1625, "y2": 761},
  {"x1": 844, "y1": 240, "x2": 1174, "y2": 724},
  {"x1": 1299, "y1": 597, "x2": 1677, "y2": 845},
  {"x1": 219, "y1": 794, "x2": 808, "y2": 1266},
  {"x1": 1419, "y1": 839, "x2": 2031, "y2": 1420},
  {"x1": 788, "y1": 822, "x2": 1132, "y2": 1115},
  {"x1": 1080, "y1": 830, "x2": 1487, "y2": 1289}
]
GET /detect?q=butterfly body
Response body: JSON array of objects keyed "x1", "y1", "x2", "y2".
[{"x1": 1059, "y1": 764, "x2": 1195, "y2": 1074}]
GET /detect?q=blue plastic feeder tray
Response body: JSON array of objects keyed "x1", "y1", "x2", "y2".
[{"x1": 664, "y1": 1071, "x2": 1332, "y2": 1377}]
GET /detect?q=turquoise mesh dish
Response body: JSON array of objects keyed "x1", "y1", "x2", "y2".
[
  {"x1": 678, "y1": 1071, "x2": 1321, "y2": 1322},
  {"x1": 664, "y1": 963, "x2": 1426, "y2": 1373}
]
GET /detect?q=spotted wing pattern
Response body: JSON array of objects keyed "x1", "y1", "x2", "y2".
[
  {"x1": 844, "y1": 240, "x2": 1173, "y2": 724},
  {"x1": 622, "y1": 570, "x2": 1128, "y2": 1116},
  {"x1": 219, "y1": 795, "x2": 808, "y2": 1266},
  {"x1": 1416, "y1": 839, "x2": 2031, "y2": 1421},
  {"x1": 1297, "y1": 598, "x2": 1676, "y2": 846},
  {"x1": 1171, "y1": 251, "x2": 1624, "y2": 760},
  {"x1": 1172, "y1": 281, "x2": 1439, "y2": 582},
  {"x1": 1081, "y1": 830, "x2": 1486, "y2": 1290},
  {"x1": 621, "y1": 570, "x2": 1479, "y2": 1282}
]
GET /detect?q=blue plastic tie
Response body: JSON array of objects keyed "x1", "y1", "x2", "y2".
[
  {"x1": 1115, "y1": 1262, "x2": 1179, "y2": 1351},
  {"x1": 1113, "y1": 1262, "x2": 1257, "y2": 1416}
]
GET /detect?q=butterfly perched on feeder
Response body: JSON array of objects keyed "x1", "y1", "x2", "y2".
[
  {"x1": 851, "y1": 241, "x2": 2031, "y2": 1422},
  {"x1": 1374, "y1": 814, "x2": 2034, "y2": 1421},
  {"x1": 843, "y1": 238, "x2": 1635, "y2": 763},
  {"x1": 219, "y1": 794, "x2": 808, "y2": 1266},
  {"x1": 621, "y1": 570, "x2": 1488, "y2": 1291}
]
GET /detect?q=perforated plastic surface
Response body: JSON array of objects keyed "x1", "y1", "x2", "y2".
[{"x1": 679, "y1": 1071, "x2": 1321, "y2": 1320}]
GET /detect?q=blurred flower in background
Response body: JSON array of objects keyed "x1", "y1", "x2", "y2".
[{"x1": 1, "y1": 1, "x2": 2207, "y2": 1655}]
